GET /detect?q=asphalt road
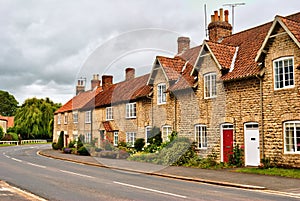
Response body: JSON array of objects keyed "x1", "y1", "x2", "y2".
[{"x1": 0, "y1": 144, "x2": 298, "y2": 201}]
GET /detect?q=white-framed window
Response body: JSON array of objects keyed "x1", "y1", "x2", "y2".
[
  {"x1": 157, "y1": 83, "x2": 167, "y2": 104},
  {"x1": 145, "y1": 126, "x2": 152, "y2": 145},
  {"x1": 195, "y1": 124, "x2": 207, "y2": 149},
  {"x1": 126, "y1": 102, "x2": 136, "y2": 118},
  {"x1": 64, "y1": 113, "x2": 68, "y2": 124},
  {"x1": 106, "y1": 107, "x2": 113, "y2": 120},
  {"x1": 57, "y1": 114, "x2": 61, "y2": 125},
  {"x1": 284, "y1": 121, "x2": 300, "y2": 154},
  {"x1": 162, "y1": 125, "x2": 172, "y2": 142},
  {"x1": 114, "y1": 131, "x2": 119, "y2": 146},
  {"x1": 274, "y1": 57, "x2": 294, "y2": 90},
  {"x1": 85, "y1": 133, "x2": 91, "y2": 144},
  {"x1": 126, "y1": 132, "x2": 136, "y2": 147},
  {"x1": 85, "y1": 110, "x2": 91, "y2": 123},
  {"x1": 204, "y1": 73, "x2": 217, "y2": 99},
  {"x1": 73, "y1": 111, "x2": 78, "y2": 124}
]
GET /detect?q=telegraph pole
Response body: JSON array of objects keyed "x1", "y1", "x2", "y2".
[{"x1": 223, "y1": 3, "x2": 245, "y2": 33}]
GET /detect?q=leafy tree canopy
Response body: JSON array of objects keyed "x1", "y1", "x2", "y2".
[
  {"x1": 14, "y1": 97, "x2": 61, "y2": 139},
  {"x1": 0, "y1": 90, "x2": 19, "y2": 116}
]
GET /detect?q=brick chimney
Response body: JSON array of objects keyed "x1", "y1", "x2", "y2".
[
  {"x1": 125, "y1": 68, "x2": 135, "y2": 81},
  {"x1": 76, "y1": 78, "x2": 86, "y2": 95},
  {"x1": 208, "y1": 8, "x2": 232, "y2": 42},
  {"x1": 91, "y1": 74, "x2": 101, "y2": 90},
  {"x1": 177, "y1": 37, "x2": 190, "y2": 54},
  {"x1": 102, "y1": 75, "x2": 113, "y2": 90}
]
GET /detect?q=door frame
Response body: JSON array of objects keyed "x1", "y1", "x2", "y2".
[
  {"x1": 244, "y1": 122, "x2": 260, "y2": 166},
  {"x1": 220, "y1": 123, "x2": 234, "y2": 162}
]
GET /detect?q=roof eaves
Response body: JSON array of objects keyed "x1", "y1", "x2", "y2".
[{"x1": 255, "y1": 16, "x2": 300, "y2": 62}]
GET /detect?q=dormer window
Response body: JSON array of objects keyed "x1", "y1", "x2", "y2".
[
  {"x1": 274, "y1": 57, "x2": 294, "y2": 90},
  {"x1": 204, "y1": 73, "x2": 217, "y2": 99},
  {"x1": 157, "y1": 83, "x2": 166, "y2": 104}
]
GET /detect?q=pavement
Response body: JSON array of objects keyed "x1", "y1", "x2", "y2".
[
  {"x1": 0, "y1": 180, "x2": 46, "y2": 201},
  {"x1": 38, "y1": 149, "x2": 300, "y2": 196}
]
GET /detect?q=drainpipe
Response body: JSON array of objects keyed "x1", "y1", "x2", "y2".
[
  {"x1": 256, "y1": 75, "x2": 264, "y2": 159},
  {"x1": 174, "y1": 96, "x2": 177, "y2": 132},
  {"x1": 91, "y1": 109, "x2": 93, "y2": 144}
]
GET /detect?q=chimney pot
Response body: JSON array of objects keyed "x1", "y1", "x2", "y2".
[
  {"x1": 102, "y1": 75, "x2": 113, "y2": 90},
  {"x1": 214, "y1": 10, "x2": 218, "y2": 22},
  {"x1": 225, "y1": 10, "x2": 229, "y2": 23},
  {"x1": 211, "y1": 15, "x2": 215, "y2": 22},
  {"x1": 177, "y1": 36, "x2": 190, "y2": 54},
  {"x1": 76, "y1": 78, "x2": 85, "y2": 95},
  {"x1": 125, "y1": 68, "x2": 135, "y2": 81},
  {"x1": 220, "y1": 8, "x2": 224, "y2": 21},
  {"x1": 91, "y1": 74, "x2": 101, "y2": 90},
  {"x1": 208, "y1": 9, "x2": 232, "y2": 42}
]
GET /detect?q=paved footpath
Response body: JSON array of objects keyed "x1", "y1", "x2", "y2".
[
  {"x1": 0, "y1": 180, "x2": 46, "y2": 201},
  {"x1": 39, "y1": 149, "x2": 300, "y2": 196}
]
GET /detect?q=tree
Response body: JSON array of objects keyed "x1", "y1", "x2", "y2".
[
  {"x1": 0, "y1": 90, "x2": 19, "y2": 116},
  {"x1": 14, "y1": 97, "x2": 61, "y2": 139}
]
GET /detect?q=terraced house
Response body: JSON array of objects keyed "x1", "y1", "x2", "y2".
[{"x1": 54, "y1": 9, "x2": 300, "y2": 167}]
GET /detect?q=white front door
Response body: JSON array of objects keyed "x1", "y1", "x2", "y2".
[{"x1": 244, "y1": 123, "x2": 260, "y2": 166}]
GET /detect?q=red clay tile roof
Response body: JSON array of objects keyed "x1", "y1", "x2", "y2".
[
  {"x1": 84, "y1": 74, "x2": 151, "y2": 109},
  {"x1": 102, "y1": 121, "x2": 114, "y2": 132},
  {"x1": 280, "y1": 17, "x2": 300, "y2": 44},
  {"x1": 0, "y1": 116, "x2": 14, "y2": 128},
  {"x1": 206, "y1": 41, "x2": 237, "y2": 70},
  {"x1": 156, "y1": 56, "x2": 187, "y2": 81},
  {"x1": 177, "y1": 45, "x2": 201, "y2": 66},
  {"x1": 219, "y1": 22, "x2": 272, "y2": 80},
  {"x1": 220, "y1": 12, "x2": 300, "y2": 81},
  {"x1": 168, "y1": 62, "x2": 196, "y2": 91},
  {"x1": 55, "y1": 87, "x2": 102, "y2": 114}
]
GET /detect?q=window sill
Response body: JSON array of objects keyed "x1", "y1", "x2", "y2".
[
  {"x1": 157, "y1": 102, "x2": 166, "y2": 105},
  {"x1": 204, "y1": 96, "x2": 217, "y2": 100},
  {"x1": 195, "y1": 147, "x2": 208, "y2": 150},
  {"x1": 126, "y1": 117, "x2": 136, "y2": 119},
  {"x1": 284, "y1": 152, "x2": 300, "y2": 154}
]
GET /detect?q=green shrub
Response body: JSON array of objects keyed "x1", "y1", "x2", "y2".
[
  {"x1": 56, "y1": 131, "x2": 64, "y2": 150},
  {"x1": 2, "y1": 133, "x2": 18, "y2": 141},
  {"x1": 134, "y1": 138, "x2": 145, "y2": 152},
  {"x1": 129, "y1": 137, "x2": 193, "y2": 165},
  {"x1": 52, "y1": 142, "x2": 58, "y2": 150},
  {"x1": 63, "y1": 147, "x2": 72, "y2": 154},
  {"x1": 118, "y1": 150, "x2": 130, "y2": 159},
  {"x1": 0, "y1": 126, "x2": 4, "y2": 139},
  {"x1": 99, "y1": 151, "x2": 117, "y2": 159},
  {"x1": 77, "y1": 135, "x2": 84, "y2": 149},
  {"x1": 101, "y1": 139, "x2": 114, "y2": 151},
  {"x1": 7, "y1": 132, "x2": 18, "y2": 141},
  {"x1": 77, "y1": 146, "x2": 90, "y2": 156},
  {"x1": 95, "y1": 147, "x2": 102, "y2": 152},
  {"x1": 229, "y1": 144, "x2": 244, "y2": 167},
  {"x1": 68, "y1": 140, "x2": 75, "y2": 148}
]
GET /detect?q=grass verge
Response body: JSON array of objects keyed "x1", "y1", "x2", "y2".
[{"x1": 235, "y1": 167, "x2": 300, "y2": 179}]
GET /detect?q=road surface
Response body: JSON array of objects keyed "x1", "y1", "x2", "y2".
[{"x1": 0, "y1": 144, "x2": 298, "y2": 201}]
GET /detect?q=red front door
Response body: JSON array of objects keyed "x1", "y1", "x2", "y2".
[{"x1": 223, "y1": 130, "x2": 233, "y2": 163}]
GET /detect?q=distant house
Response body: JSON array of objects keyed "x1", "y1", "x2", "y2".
[
  {"x1": 53, "y1": 9, "x2": 300, "y2": 167},
  {"x1": 0, "y1": 116, "x2": 14, "y2": 133}
]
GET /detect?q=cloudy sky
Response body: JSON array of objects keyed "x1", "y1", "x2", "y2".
[{"x1": 1, "y1": 0, "x2": 299, "y2": 105}]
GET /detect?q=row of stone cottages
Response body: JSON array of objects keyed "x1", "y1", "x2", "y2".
[{"x1": 54, "y1": 9, "x2": 300, "y2": 167}]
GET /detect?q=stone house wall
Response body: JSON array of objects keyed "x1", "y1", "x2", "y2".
[{"x1": 261, "y1": 26, "x2": 300, "y2": 167}]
